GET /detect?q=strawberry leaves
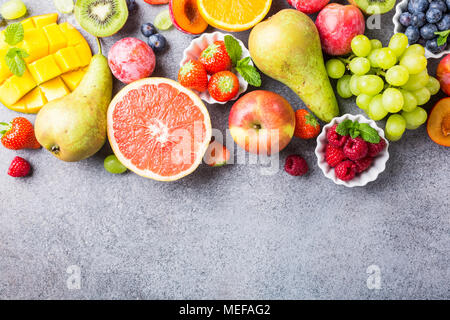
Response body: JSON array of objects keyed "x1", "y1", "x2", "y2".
[{"x1": 336, "y1": 120, "x2": 380, "y2": 143}]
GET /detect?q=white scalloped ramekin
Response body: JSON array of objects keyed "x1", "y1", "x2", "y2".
[
  {"x1": 180, "y1": 32, "x2": 251, "y2": 105},
  {"x1": 315, "y1": 114, "x2": 390, "y2": 187},
  {"x1": 393, "y1": 0, "x2": 450, "y2": 59}
]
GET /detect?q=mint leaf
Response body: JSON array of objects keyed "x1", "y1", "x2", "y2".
[
  {"x1": 4, "y1": 22, "x2": 24, "y2": 46},
  {"x1": 224, "y1": 35, "x2": 242, "y2": 67},
  {"x1": 235, "y1": 57, "x2": 261, "y2": 87},
  {"x1": 5, "y1": 48, "x2": 29, "y2": 76},
  {"x1": 359, "y1": 123, "x2": 380, "y2": 143},
  {"x1": 336, "y1": 119, "x2": 353, "y2": 136},
  {"x1": 435, "y1": 30, "x2": 450, "y2": 47}
]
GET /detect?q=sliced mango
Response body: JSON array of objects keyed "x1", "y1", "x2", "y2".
[
  {"x1": 32, "y1": 13, "x2": 58, "y2": 29},
  {"x1": 25, "y1": 87, "x2": 48, "y2": 113},
  {"x1": 9, "y1": 96, "x2": 27, "y2": 113},
  {"x1": 54, "y1": 47, "x2": 82, "y2": 73},
  {"x1": 20, "y1": 28, "x2": 49, "y2": 63},
  {"x1": 0, "y1": 48, "x2": 12, "y2": 85},
  {"x1": 28, "y1": 55, "x2": 62, "y2": 84},
  {"x1": 61, "y1": 68, "x2": 86, "y2": 91},
  {"x1": 74, "y1": 40, "x2": 92, "y2": 67},
  {"x1": 59, "y1": 23, "x2": 85, "y2": 46},
  {"x1": 21, "y1": 18, "x2": 35, "y2": 31},
  {"x1": 39, "y1": 77, "x2": 70, "y2": 102},
  {"x1": 0, "y1": 69, "x2": 36, "y2": 106},
  {"x1": 43, "y1": 23, "x2": 67, "y2": 54}
]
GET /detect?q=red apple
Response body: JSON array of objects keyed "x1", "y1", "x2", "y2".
[
  {"x1": 169, "y1": 0, "x2": 208, "y2": 35},
  {"x1": 315, "y1": 3, "x2": 365, "y2": 56},
  {"x1": 229, "y1": 91, "x2": 296, "y2": 155},
  {"x1": 287, "y1": 0, "x2": 330, "y2": 14},
  {"x1": 437, "y1": 54, "x2": 450, "y2": 96}
]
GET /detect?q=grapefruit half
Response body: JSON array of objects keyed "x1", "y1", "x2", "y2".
[{"x1": 107, "y1": 78, "x2": 212, "y2": 181}]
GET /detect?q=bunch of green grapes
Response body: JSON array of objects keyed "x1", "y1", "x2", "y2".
[{"x1": 326, "y1": 33, "x2": 440, "y2": 141}]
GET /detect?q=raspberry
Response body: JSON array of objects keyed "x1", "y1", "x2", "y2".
[
  {"x1": 8, "y1": 156, "x2": 31, "y2": 177},
  {"x1": 325, "y1": 144, "x2": 346, "y2": 167},
  {"x1": 327, "y1": 124, "x2": 348, "y2": 148},
  {"x1": 335, "y1": 160, "x2": 357, "y2": 181},
  {"x1": 354, "y1": 157, "x2": 373, "y2": 173},
  {"x1": 284, "y1": 155, "x2": 309, "y2": 176},
  {"x1": 367, "y1": 138, "x2": 386, "y2": 157},
  {"x1": 343, "y1": 137, "x2": 368, "y2": 160}
]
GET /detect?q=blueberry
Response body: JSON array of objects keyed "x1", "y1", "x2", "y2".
[
  {"x1": 437, "y1": 14, "x2": 450, "y2": 30},
  {"x1": 148, "y1": 34, "x2": 167, "y2": 54},
  {"x1": 429, "y1": 0, "x2": 447, "y2": 12},
  {"x1": 141, "y1": 23, "x2": 157, "y2": 37},
  {"x1": 408, "y1": 0, "x2": 429, "y2": 14},
  {"x1": 446, "y1": 0, "x2": 450, "y2": 11},
  {"x1": 400, "y1": 12, "x2": 413, "y2": 27},
  {"x1": 426, "y1": 8, "x2": 443, "y2": 23},
  {"x1": 126, "y1": 0, "x2": 137, "y2": 12},
  {"x1": 426, "y1": 38, "x2": 447, "y2": 53},
  {"x1": 420, "y1": 23, "x2": 438, "y2": 39},
  {"x1": 405, "y1": 26, "x2": 421, "y2": 44},
  {"x1": 411, "y1": 12, "x2": 426, "y2": 27}
]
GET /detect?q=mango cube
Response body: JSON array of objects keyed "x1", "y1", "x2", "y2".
[
  {"x1": 0, "y1": 48, "x2": 12, "y2": 85},
  {"x1": 61, "y1": 69, "x2": 86, "y2": 91},
  {"x1": 21, "y1": 18, "x2": 35, "y2": 31},
  {"x1": 28, "y1": 55, "x2": 62, "y2": 84},
  {"x1": 59, "y1": 23, "x2": 84, "y2": 46},
  {"x1": 43, "y1": 23, "x2": 68, "y2": 54},
  {"x1": 20, "y1": 29, "x2": 49, "y2": 63},
  {"x1": 39, "y1": 77, "x2": 69, "y2": 101},
  {"x1": 0, "y1": 69, "x2": 36, "y2": 106},
  {"x1": 25, "y1": 87, "x2": 48, "y2": 113},
  {"x1": 75, "y1": 40, "x2": 92, "y2": 67},
  {"x1": 54, "y1": 47, "x2": 82, "y2": 73},
  {"x1": 32, "y1": 13, "x2": 58, "y2": 29},
  {"x1": 9, "y1": 96, "x2": 28, "y2": 113}
]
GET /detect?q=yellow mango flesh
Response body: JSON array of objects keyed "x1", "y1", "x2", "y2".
[{"x1": 0, "y1": 13, "x2": 92, "y2": 113}]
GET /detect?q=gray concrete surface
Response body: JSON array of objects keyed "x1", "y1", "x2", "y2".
[{"x1": 0, "y1": 0, "x2": 449, "y2": 300}]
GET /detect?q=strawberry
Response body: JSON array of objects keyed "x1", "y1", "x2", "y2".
[
  {"x1": 178, "y1": 60, "x2": 209, "y2": 92},
  {"x1": 8, "y1": 156, "x2": 31, "y2": 177},
  {"x1": 0, "y1": 117, "x2": 41, "y2": 150},
  {"x1": 294, "y1": 109, "x2": 321, "y2": 139},
  {"x1": 143, "y1": 0, "x2": 169, "y2": 4},
  {"x1": 203, "y1": 140, "x2": 230, "y2": 167},
  {"x1": 199, "y1": 41, "x2": 232, "y2": 74},
  {"x1": 208, "y1": 71, "x2": 240, "y2": 102}
]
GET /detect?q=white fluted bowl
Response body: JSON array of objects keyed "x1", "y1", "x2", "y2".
[
  {"x1": 180, "y1": 32, "x2": 251, "y2": 105},
  {"x1": 315, "y1": 114, "x2": 390, "y2": 187}
]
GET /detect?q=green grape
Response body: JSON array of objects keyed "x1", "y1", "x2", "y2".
[
  {"x1": 326, "y1": 59, "x2": 346, "y2": 79},
  {"x1": 54, "y1": 0, "x2": 74, "y2": 14},
  {"x1": 104, "y1": 155, "x2": 127, "y2": 174},
  {"x1": 401, "y1": 107, "x2": 428, "y2": 129},
  {"x1": 357, "y1": 75, "x2": 384, "y2": 95},
  {"x1": 356, "y1": 94, "x2": 373, "y2": 110},
  {"x1": 399, "y1": 89, "x2": 418, "y2": 112},
  {"x1": 368, "y1": 94, "x2": 388, "y2": 120},
  {"x1": 368, "y1": 49, "x2": 381, "y2": 68},
  {"x1": 0, "y1": 0, "x2": 27, "y2": 19},
  {"x1": 400, "y1": 54, "x2": 427, "y2": 74},
  {"x1": 385, "y1": 65, "x2": 409, "y2": 86},
  {"x1": 370, "y1": 39, "x2": 382, "y2": 50},
  {"x1": 349, "y1": 75, "x2": 361, "y2": 95},
  {"x1": 385, "y1": 114, "x2": 406, "y2": 141},
  {"x1": 412, "y1": 87, "x2": 431, "y2": 105},
  {"x1": 337, "y1": 75, "x2": 353, "y2": 98},
  {"x1": 401, "y1": 68, "x2": 429, "y2": 91},
  {"x1": 425, "y1": 76, "x2": 440, "y2": 95},
  {"x1": 388, "y1": 33, "x2": 409, "y2": 57},
  {"x1": 377, "y1": 48, "x2": 397, "y2": 69},
  {"x1": 382, "y1": 88, "x2": 404, "y2": 113},
  {"x1": 351, "y1": 35, "x2": 372, "y2": 57},
  {"x1": 349, "y1": 57, "x2": 371, "y2": 75},
  {"x1": 403, "y1": 44, "x2": 425, "y2": 57},
  {"x1": 154, "y1": 10, "x2": 173, "y2": 30}
]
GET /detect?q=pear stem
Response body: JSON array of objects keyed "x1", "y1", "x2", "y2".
[{"x1": 96, "y1": 37, "x2": 102, "y2": 55}]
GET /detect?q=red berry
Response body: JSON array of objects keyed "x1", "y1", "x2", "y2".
[
  {"x1": 0, "y1": 117, "x2": 41, "y2": 150},
  {"x1": 354, "y1": 157, "x2": 373, "y2": 173},
  {"x1": 208, "y1": 71, "x2": 240, "y2": 102},
  {"x1": 178, "y1": 60, "x2": 209, "y2": 92},
  {"x1": 343, "y1": 137, "x2": 368, "y2": 161},
  {"x1": 287, "y1": 0, "x2": 330, "y2": 14},
  {"x1": 325, "y1": 144, "x2": 347, "y2": 167},
  {"x1": 367, "y1": 138, "x2": 387, "y2": 157},
  {"x1": 8, "y1": 156, "x2": 31, "y2": 177},
  {"x1": 294, "y1": 109, "x2": 321, "y2": 139},
  {"x1": 284, "y1": 154, "x2": 309, "y2": 176},
  {"x1": 199, "y1": 41, "x2": 232, "y2": 75},
  {"x1": 335, "y1": 160, "x2": 357, "y2": 181},
  {"x1": 327, "y1": 124, "x2": 348, "y2": 148}
]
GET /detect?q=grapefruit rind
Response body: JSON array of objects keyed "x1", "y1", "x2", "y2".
[{"x1": 107, "y1": 77, "x2": 212, "y2": 181}]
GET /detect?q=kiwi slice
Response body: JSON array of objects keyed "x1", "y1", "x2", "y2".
[
  {"x1": 351, "y1": 0, "x2": 396, "y2": 15},
  {"x1": 75, "y1": 0, "x2": 128, "y2": 37}
]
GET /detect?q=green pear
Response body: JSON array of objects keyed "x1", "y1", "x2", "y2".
[
  {"x1": 35, "y1": 42, "x2": 112, "y2": 162},
  {"x1": 249, "y1": 9, "x2": 339, "y2": 122}
]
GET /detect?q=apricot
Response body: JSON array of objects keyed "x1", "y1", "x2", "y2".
[{"x1": 427, "y1": 97, "x2": 450, "y2": 147}]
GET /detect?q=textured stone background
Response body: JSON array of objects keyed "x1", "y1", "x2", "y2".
[{"x1": 0, "y1": 0, "x2": 449, "y2": 299}]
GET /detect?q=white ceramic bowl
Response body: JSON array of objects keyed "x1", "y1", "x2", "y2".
[
  {"x1": 180, "y1": 32, "x2": 251, "y2": 105},
  {"x1": 315, "y1": 114, "x2": 390, "y2": 187},
  {"x1": 393, "y1": 0, "x2": 450, "y2": 59}
]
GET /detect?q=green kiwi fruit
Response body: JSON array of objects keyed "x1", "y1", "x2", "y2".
[
  {"x1": 75, "y1": 0, "x2": 128, "y2": 37},
  {"x1": 349, "y1": 0, "x2": 396, "y2": 15}
]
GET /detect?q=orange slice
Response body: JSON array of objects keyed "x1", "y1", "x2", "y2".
[
  {"x1": 107, "y1": 78, "x2": 212, "y2": 181},
  {"x1": 197, "y1": 0, "x2": 272, "y2": 32}
]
